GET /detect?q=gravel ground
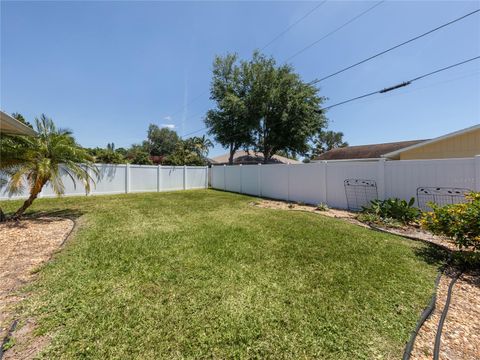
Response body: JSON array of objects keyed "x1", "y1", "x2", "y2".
[
  {"x1": 253, "y1": 198, "x2": 480, "y2": 360},
  {"x1": 0, "y1": 217, "x2": 74, "y2": 356}
]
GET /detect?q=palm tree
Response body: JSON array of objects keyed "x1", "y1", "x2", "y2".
[{"x1": 0, "y1": 114, "x2": 98, "y2": 221}]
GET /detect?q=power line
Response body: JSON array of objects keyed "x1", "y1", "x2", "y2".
[
  {"x1": 171, "y1": 2, "x2": 330, "y2": 125},
  {"x1": 285, "y1": 1, "x2": 385, "y2": 62},
  {"x1": 322, "y1": 56, "x2": 480, "y2": 110},
  {"x1": 260, "y1": 1, "x2": 328, "y2": 51},
  {"x1": 181, "y1": 56, "x2": 480, "y2": 139},
  {"x1": 310, "y1": 8, "x2": 480, "y2": 84}
]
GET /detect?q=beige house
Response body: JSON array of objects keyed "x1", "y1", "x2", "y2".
[
  {"x1": 382, "y1": 124, "x2": 480, "y2": 160},
  {"x1": 0, "y1": 110, "x2": 36, "y2": 136}
]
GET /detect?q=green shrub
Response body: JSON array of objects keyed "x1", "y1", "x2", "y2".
[
  {"x1": 421, "y1": 192, "x2": 480, "y2": 250},
  {"x1": 361, "y1": 197, "x2": 420, "y2": 225},
  {"x1": 316, "y1": 203, "x2": 329, "y2": 211}
]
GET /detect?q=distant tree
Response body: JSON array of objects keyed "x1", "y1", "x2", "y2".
[
  {"x1": 95, "y1": 143, "x2": 126, "y2": 164},
  {"x1": 11, "y1": 112, "x2": 33, "y2": 129},
  {"x1": 310, "y1": 130, "x2": 348, "y2": 159},
  {"x1": 0, "y1": 115, "x2": 97, "y2": 220},
  {"x1": 126, "y1": 144, "x2": 153, "y2": 165},
  {"x1": 276, "y1": 150, "x2": 298, "y2": 161},
  {"x1": 144, "y1": 124, "x2": 180, "y2": 157},
  {"x1": 164, "y1": 137, "x2": 212, "y2": 166},
  {"x1": 205, "y1": 53, "x2": 256, "y2": 165}
]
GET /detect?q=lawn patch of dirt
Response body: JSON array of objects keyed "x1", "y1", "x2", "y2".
[{"x1": 0, "y1": 217, "x2": 74, "y2": 359}]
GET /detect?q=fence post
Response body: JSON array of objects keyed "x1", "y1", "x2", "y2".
[
  {"x1": 475, "y1": 155, "x2": 480, "y2": 192},
  {"x1": 286, "y1": 163, "x2": 290, "y2": 202},
  {"x1": 125, "y1": 164, "x2": 130, "y2": 194},
  {"x1": 157, "y1": 165, "x2": 161, "y2": 192},
  {"x1": 239, "y1": 164, "x2": 243, "y2": 193},
  {"x1": 223, "y1": 165, "x2": 227, "y2": 191},
  {"x1": 376, "y1": 158, "x2": 386, "y2": 200},
  {"x1": 205, "y1": 166, "x2": 209, "y2": 189},
  {"x1": 183, "y1": 165, "x2": 187, "y2": 190},
  {"x1": 258, "y1": 163, "x2": 262, "y2": 197},
  {"x1": 319, "y1": 161, "x2": 328, "y2": 204}
]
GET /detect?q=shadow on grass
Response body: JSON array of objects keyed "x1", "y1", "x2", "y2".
[{"x1": 2, "y1": 208, "x2": 85, "y2": 228}]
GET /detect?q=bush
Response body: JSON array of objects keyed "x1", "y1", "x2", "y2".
[
  {"x1": 421, "y1": 192, "x2": 480, "y2": 250},
  {"x1": 316, "y1": 203, "x2": 329, "y2": 211},
  {"x1": 361, "y1": 197, "x2": 420, "y2": 225}
]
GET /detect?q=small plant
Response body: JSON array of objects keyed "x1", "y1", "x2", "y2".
[
  {"x1": 421, "y1": 192, "x2": 480, "y2": 250},
  {"x1": 316, "y1": 203, "x2": 329, "y2": 211},
  {"x1": 288, "y1": 203, "x2": 295, "y2": 209},
  {"x1": 361, "y1": 197, "x2": 420, "y2": 225}
]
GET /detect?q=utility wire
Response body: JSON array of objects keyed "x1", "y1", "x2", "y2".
[
  {"x1": 171, "y1": 2, "x2": 330, "y2": 124},
  {"x1": 261, "y1": 1, "x2": 328, "y2": 51},
  {"x1": 322, "y1": 56, "x2": 480, "y2": 110},
  {"x1": 285, "y1": 1, "x2": 385, "y2": 62},
  {"x1": 310, "y1": 8, "x2": 480, "y2": 84},
  {"x1": 183, "y1": 56, "x2": 480, "y2": 139}
]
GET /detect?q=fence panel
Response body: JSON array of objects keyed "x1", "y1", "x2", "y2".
[
  {"x1": 225, "y1": 166, "x2": 242, "y2": 193},
  {"x1": 0, "y1": 164, "x2": 208, "y2": 200},
  {"x1": 130, "y1": 165, "x2": 158, "y2": 193},
  {"x1": 288, "y1": 163, "x2": 325, "y2": 205},
  {"x1": 325, "y1": 161, "x2": 379, "y2": 209},
  {"x1": 385, "y1": 158, "x2": 476, "y2": 203},
  {"x1": 211, "y1": 166, "x2": 225, "y2": 190},
  {"x1": 91, "y1": 164, "x2": 127, "y2": 195},
  {"x1": 241, "y1": 165, "x2": 260, "y2": 196},
  {"x1": 160, "y1": 166, "x2": 185, "y2": 191},
  {"x1": 186, "y1": 167, "x2": 208, "y2": 189},
  {"x1": 210, "y1": 157, "x2": 478, "y2": 210},
  {"x1": 260, "y1": 164, "x2": 289, "y2": 200}
]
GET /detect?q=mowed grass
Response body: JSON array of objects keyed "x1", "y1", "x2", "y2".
[{"x1": 2, "y1": 190, "x2": 443, "y2": 359}]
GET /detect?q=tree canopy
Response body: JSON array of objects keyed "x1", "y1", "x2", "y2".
[
  {"x1": 310, "y1": 130, "x2": 348, "y2": 159},
  {"x1": 205, "y1": 51, "x2": 327, "y2": 164}
]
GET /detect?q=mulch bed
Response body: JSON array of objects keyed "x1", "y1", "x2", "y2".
[
  {"x1": 0, "y1": 217, "x2": 74, "y2": 359},
  {"x1": 252, "y1": 198, "x2": 480, "y2": 360}
]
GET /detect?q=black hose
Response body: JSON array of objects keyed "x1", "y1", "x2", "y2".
[
  {"x1": 0, "y1": 320, "x2": 18, "y2": 360},
  {"x1": 433, "y1": 271, "x2": 461, "y2": 360},
  {"x1": 402, "y1": 271, "x2": 442, "y2": 360}
]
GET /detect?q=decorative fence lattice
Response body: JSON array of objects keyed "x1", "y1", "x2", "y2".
[
  {"x1": 344, "y1": 179, "x2": 378, "y2": 211},
  {"x1": 416, "y1": 187, "x2": 472, "y2": 211}
]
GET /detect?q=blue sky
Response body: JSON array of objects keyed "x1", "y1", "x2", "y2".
[{"x1": 1, "y1": 1, "x2": 479, "y2": 157}]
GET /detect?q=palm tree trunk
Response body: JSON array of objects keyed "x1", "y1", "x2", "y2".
[
  {"x1": 0, "y1": 207, "x2": 6, "y2": 222},
  {"x1": 12, "y1": 181, "x2": 45, "y2": 220}
]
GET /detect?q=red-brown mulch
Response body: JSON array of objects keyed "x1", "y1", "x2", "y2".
[{"x1": 0, "y1": 217, "x2": 74, "y2": 359}]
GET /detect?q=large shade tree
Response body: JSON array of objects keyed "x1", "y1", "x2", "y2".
[
  {"x1": 205, "y1": 54, "x2": 256, "y2": 165},
  {"x1": 205, "y1": 52, "x2": 326, "y2": 163},
  {"x1": 0, "y1": 115, "x2": 98, "y2": 220}
]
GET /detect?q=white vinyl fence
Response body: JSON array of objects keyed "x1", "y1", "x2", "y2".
[
  {"x1": 0, "y1": 164, "x2": 208, "y2": 200},
  {"x1": 211, "y1": 156, "x2": 480, "y2": 210}
]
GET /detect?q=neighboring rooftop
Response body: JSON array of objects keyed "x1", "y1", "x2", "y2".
[
  {"x1": 315, "y1": 140, "x2": 427, "y2": 161},
  {"x1": 210, "y1": 150, "x2": 301, "y2": 165}
]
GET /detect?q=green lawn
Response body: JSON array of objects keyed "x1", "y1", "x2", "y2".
[{"x1": 2, "y1": 190, "x2": 443, "y2": 359}]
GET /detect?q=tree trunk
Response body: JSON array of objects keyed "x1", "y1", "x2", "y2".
[
  {"x1": 12, "y1": 181, "x2": 45, "y2": 220},
  {"x1": 0, "y1": 207, "x2": 6, "y2": 222},
  {"x1": 228, "y1": 144, "x2": 235, "y2": 165}
]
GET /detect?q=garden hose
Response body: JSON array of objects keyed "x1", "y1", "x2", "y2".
[
  {"x1": 0, "y1": 320, "x2": 18, "y2": 360},
  {"x1": 402, "y1": 271, "x2": 442, "y2": 360},
  {"x1": 432, "y1": 271, "x2": 462, "y2": 360}
]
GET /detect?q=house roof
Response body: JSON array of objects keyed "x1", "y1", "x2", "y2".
[
  {"x1": 0, "y1": 110, "x2": 37, "y2": 136},
  {"x1": 210, "y1": 150, "x2": 301, "y2": 165},
  {"x1": 315, "y1": 140, "x2": 427, "y2": 160},
  {"x1": 382, "y1": 124, "x2": 480, "y2": 159}
]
